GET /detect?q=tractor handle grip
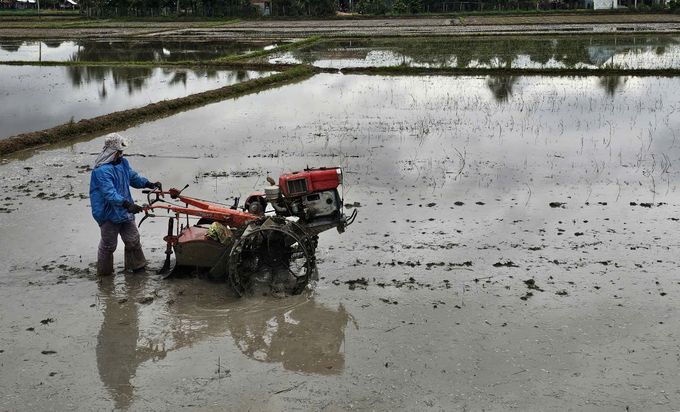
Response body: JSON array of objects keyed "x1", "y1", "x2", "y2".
[
  {"x1": 145, "y1": 189, "x2": 165, "y2": 206},
  {"x1": 138, "y1": 204, "x2": 156, "y2": 228}
]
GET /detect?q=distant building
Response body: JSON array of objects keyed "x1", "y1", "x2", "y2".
[
  {"x1": 250, "y1": 0, "x2": 271, "y2": 15},
  {"x1": 15, "y1": 0, "x2": 37, "y2": 9},
  {"x1": 1, "y1": 0, "x2": 16, "y2": 9},
  {"x1": 59, "y1": 0, "x2": 77, "y2": 9},
  {"x1": 594, "y1": 0, "x2": 620, "y2": 8}
]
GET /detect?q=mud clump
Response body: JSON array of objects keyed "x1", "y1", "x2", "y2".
[
  {"x1": 344, "y1": 202, "x2": 362, "y2": 209},
  {"x1": 138, "y1": 296, "x2": 154, "y2": 304},
  {"x1": 493, "y1": 261, "x2": 519, "y2": 268},
  {"x1": 40, "y1": 318, "x2": 55, "y2": 325},
  {"x1": 523, "y1": 279, "x2": 544, "y2": 292},
  {"x1": 41, "y1": 350, "x2": 57, "y2": 355},
  {"x1": 549, "y1": 202, "x2": 566, "y2": 208},
  {"x1": 344, "y1": 278, "x2": 368, "y2": 290}
]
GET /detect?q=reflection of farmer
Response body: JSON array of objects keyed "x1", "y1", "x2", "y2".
[
  {"x1": 90, "y1": 133, "x2": 162, "y2": 276},
  {"x1": 96, "y1": 275, "x2": 166, "y2": 410},
  {"x1": 228, "y1": 299, "x2": 353, "y2": 375}
]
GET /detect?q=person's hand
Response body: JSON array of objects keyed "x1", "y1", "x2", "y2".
[
  {"x1": 123, "y1": 201, "x2": 144, "y2": 214},
  {"x1": 145, "y1": 181, "x2": 162, "y2": 191}
]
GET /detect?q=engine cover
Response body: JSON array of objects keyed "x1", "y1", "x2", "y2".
[
  {"x1": 303, "y1": 190, "x2": 340, "y2": 218},
  {"x1": 279, "y1": 167, "x2": 341, "y2": 198}
]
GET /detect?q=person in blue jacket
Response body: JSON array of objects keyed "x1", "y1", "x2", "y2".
[{"x1": 90, "y1": 133, "x2": 162, "y2": 276}]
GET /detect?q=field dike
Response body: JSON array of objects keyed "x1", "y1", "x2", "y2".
[
  {"x1": 339, "y1": 66, "x2": 680, "y2": 77},
  {"x1": 218, "y1": 35, "x2": 323, "y2": 62},
  {"x1": 0, "y1": 66, "x2": 315, "y2": 156}
]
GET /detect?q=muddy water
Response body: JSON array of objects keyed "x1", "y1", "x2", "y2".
[
  {"x1": 1, "y1": 73, "x2": 680, "y2": 411},
  {"x1": 271, "y1": 35, "x2": 680, "y2": 69},
  {"x1": 0, "y1": 39, "x2": 278, "y2": 62},
  {"x1": 0, "y1": 65, "x2": 273, "y2": 139}
]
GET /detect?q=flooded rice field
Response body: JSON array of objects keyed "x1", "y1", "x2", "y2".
[
  {"x1": 0, "y1": 65, "x2": 272, "y2": 139},
  {"x1": 0, "y1": 39, "x2": 278, "y2": 62},
  {"x1": 270, "y1": 35, "x2": 680, "y2": 69},
  {"x1": 1, "y1": 73, "x2": 680, "y2": 411}
]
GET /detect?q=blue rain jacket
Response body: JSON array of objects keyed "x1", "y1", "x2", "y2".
[{"x1": 90, "y1": 157, "x2": 149, "y2": 226}]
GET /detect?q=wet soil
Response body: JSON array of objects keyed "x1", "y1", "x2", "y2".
[{"x1": 1, "y1": 73, "x2": 680, "y2": 411}]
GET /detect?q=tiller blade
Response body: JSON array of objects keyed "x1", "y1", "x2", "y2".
[{"x1": 158, "y1": 218, "x2": 175, "y2": 278}]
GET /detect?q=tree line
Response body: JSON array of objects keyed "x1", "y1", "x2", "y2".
[{"x1": 73, "y1": 0, "x2": 678, "y2": 18}]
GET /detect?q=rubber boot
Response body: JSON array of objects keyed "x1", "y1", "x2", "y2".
[
  {"x1": 124, "y1": 248, "x2": 147, "y2": 273},
  {"x1": 97, "y1": 255, "x2": 115, "y2": 277}
]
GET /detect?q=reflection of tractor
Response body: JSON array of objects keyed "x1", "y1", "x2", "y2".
[{"x1": 140, "y1": 167, "x2": 357, "y2": 296}]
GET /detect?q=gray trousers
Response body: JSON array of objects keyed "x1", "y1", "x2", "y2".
[{"x1": 97, "y1": 220, "x2": 147, "y2": 276}]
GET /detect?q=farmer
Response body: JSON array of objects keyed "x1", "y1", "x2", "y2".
[{"x1": 90, "y1": 133, "x2": 162, "y2": 276}]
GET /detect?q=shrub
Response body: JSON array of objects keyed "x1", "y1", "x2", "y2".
[
  {"x1": 393, "y1": 0, "x2": 407, "y2": 13},
  {"x1": 650, "y1": 2, "x2": 664, "y2": 11},
  {"x1": 356, "y1": 0, "x2": 387, "y2": 14}
]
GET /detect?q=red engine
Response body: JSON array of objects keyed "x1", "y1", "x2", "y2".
[
  {"x1": 244, "y1": 167, "x2": 344, "y2": 222},
  {"x1": 279, "y1": 167, "x2": 342, "y2": 197}
]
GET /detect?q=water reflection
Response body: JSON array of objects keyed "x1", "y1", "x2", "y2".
[
  {"x1": 598, "y1": 75, "x2": 628, "y2": 96},
  {"x1": 95, "y1": 278, "x2": 352, "y2": 409},
  {"x1": 0, "y1": 65, "x2": 271, "y2": 139},
  {"x1": 276, "y1": 35, "x2": 680, "y2": 70},
  {"x1": 0, "y1": 39, "x2": 274, "y2": 62},
  {"x1": 64, "y1": 66, "x2": 224, "y2": 96},
  {"x1": 487, "y1": 76, "x2": 518, "y2": 103},
  {"x1": 227, "y1": 298, "x2": 352, "y2": 374},
  {"x1": 97, "y1": 275, "x2": 167, "y2": 411}
]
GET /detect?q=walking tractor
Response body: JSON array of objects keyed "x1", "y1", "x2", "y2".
[{"x1": 139, "y1": 167, "x2": 357, "y2": 296}]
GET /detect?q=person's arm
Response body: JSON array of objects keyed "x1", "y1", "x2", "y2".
[
  {"x1": 124, "y1": 159, "x2": 150, "y2": 189},
  {"x1": 92, "y1": 167, "x2": 128, "y2": 207}
]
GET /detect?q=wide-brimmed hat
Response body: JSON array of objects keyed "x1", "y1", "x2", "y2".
[{"x1": 103, "y1": 133, "x2": 132, "y2": 151}]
